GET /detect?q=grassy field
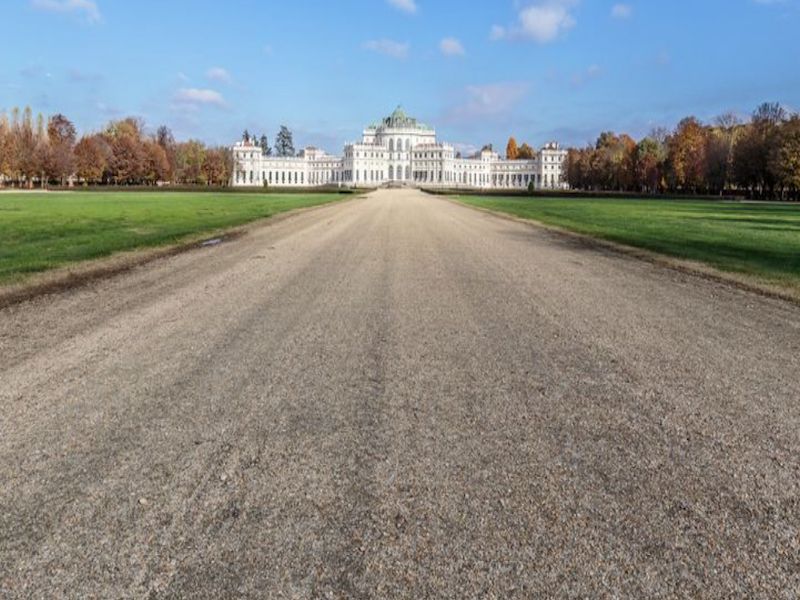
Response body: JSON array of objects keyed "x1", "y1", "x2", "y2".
[
  {"x1": 0, "y1": 191, "x2": 345, "y2": 284},
  {"x1": 454, "y1": 195, "x2": 800, "y2": 290}
]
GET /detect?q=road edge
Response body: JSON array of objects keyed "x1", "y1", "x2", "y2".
[
  {"x1": 442, "y1": 195, "x2": 800, "y2": 307},
  {"x1": 0, "y1": 196, "x2": 358, "y2": 310}
]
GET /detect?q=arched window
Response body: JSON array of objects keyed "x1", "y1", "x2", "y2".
[
  {"x1": 388, "y1": 165, "x2": 394, "y2": 180},
  {"x1": 389, "y1": 139, "x2": 394, "y2": 152}
]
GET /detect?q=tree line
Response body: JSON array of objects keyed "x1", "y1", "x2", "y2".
[
  {"x1": 0, "y1": 107, "x2": 233, "y2": 188},
  {"x1": 563, "y1": 103, "x2": 800, "y2": 200}
]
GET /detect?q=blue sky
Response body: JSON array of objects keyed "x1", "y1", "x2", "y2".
[{"x1": 2, "y1": 0, "x2": 798, "y2": 153}]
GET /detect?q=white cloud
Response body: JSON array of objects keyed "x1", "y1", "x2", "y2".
[
  {"x1": 445, "y1": 82, "x2": 530, "y2": 122},
  {"x1": 452, "y1": 142, "x2": 479, "y2": 157},
  {"x1": 492, "y1": 0, "x2": 578, "y2": 44},
  {"x1": 362, "y1": 39, "x2": 409, "y2": 59},
  {"x1": 440, "y1": 37, "x2": 465, "y2": 57},
  {"x1": 206, "y1": 67, "x2": 232, "y2": 84},
  {"x1": 173, "y1": 88, "x2": 226, "y2": 109},
  {"x1": 611, "y1": 3, "x2": 632, "y2": 19},
  {"x1": 31, "y1": 0, "x2": 101, "y2": 23},
  {"x1": 387, "y1": 0, "x2": 417, "y2": 14}
]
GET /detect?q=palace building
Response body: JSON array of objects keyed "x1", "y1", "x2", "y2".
[{"x1": 232, "y1": 107, "x2": 568, "y2": 190}]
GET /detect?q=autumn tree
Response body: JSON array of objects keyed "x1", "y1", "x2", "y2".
[
  {"x1": 202, "y1": 147, "x2": 229, "y2": 185},
  {"x1": 46, "y1": 114, "x2": 77, "y2": 185},
  {"x1": 705, "y1": 123, "x2": 737, "y2": 195},
  {"x1": 518, "y1": 143, "x2": 534, "y2": 159},
  {"x1": 667, "y1": 117, "x2": 708, "y2": 192},
  {"x1": 772, "y1": 115, "x2": 800, "y2": 199},
  {"x1": 15, "y1": 107, "x2": 41, "y2": 188},
  {"x1": 110, "y1": 135, "x2": 145, "y2": 184},
  {"x1": 156, "y1": 125, "x2": 177, "y2": 182},
  {"x1": 564, "y1": 147, "x2": 587, "y2": 189},
  {"x1": 142, "y1": 140, "x2": 170, "y2": 184},
  {"x1": 102, "y1": 117, "x2": 147, "y2": 184},
  {"x1": 506, "y1": 137, "x2": 519, "y2": 160},
  {"x1": 733, "y1": 103, "x2": 786, "y2": 198},
  {"x1": 0, "y1": 113, "x2": 12, "y2": 185},
  {"x1": 74, "y1": 134, "x2": 110, "y2": 184}
]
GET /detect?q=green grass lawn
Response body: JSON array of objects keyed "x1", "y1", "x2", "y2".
[
  {"x1": 0, "y1": 191, "x2": 345, "y2": 284},
  {"x1": 454, "y1": 195, "x2": 800, "y2": 290}
]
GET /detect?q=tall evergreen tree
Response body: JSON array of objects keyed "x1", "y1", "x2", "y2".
[
  {"x1": 275, "y1": 125, "x2": 295, "y2": 157},
  {"x1": 259, "y1": 134, "x2": 271, "y2": 156}
]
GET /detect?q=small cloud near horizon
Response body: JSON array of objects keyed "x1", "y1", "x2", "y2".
[{"x1": 173, "y1": 88, "x2": 227, "y2": 110}]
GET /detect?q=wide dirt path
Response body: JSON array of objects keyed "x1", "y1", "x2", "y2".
[{"x1": 1, "y1": 189, "x2": 799, "y2": 598}]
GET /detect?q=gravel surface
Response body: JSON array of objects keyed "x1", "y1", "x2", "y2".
[{"x1": 1, "y1": 189, "x2": 799, "y2": 598}]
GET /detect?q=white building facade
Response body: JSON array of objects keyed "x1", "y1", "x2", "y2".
[{"x1": 232, "y1": 108, "x2": 568, "y2": 191}]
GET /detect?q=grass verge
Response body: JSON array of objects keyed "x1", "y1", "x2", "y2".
[
  {"x1": 0, "y1": 191, "x2": 346, "y2": 286},
  {"x1": 452, "y1": 195, "x2": 800, "y2": 299}
]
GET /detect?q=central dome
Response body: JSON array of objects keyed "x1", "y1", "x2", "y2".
[{"x1": 381, "y1": 106, "x2": 431, "y2": 130}]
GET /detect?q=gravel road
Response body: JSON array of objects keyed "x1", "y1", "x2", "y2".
[{"x1": 1, "y1": 189, "x2": 799, "y2": 598}]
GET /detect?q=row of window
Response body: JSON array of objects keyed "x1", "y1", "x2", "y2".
[{"x1": 235, "y1": 168, "x2": 561, "y2": 187}]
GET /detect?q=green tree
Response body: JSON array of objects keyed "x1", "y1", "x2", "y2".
[
  {"x1": 175, "y1": 140, "x2": 207, "y2": 184},
  {"x1": 259, "y1": 134, "x2": 271, "y2": 156},
  {"x1": 274, "y1": 125, "x2": 295, "y2": 157},
  {"x1": 635, "y1": 137, "x2": 666, "y2": 193}
]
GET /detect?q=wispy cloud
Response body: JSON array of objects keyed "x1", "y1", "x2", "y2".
[
  {"x1": 440, "y1": 37, "x2": 465, "y2": 57},
  {"x1": 31, "y1": 0, "x2": 101, "y2": 23},
  {"x1": 206, "y1": 67, "x2": 232, "y2": 84},
  {"x1": 491, "y1": 0, "x2": 578, "y2": 44},
  {"x1": 387, "y1": 0, "x2": 417, "y2": 14},
  {"x1": 68, "y1": 68, "x2": 104, "y2": 83},
  {"x1": 570, "y1": 64, "x2": 602, "y2": 87},
  {"x1": 611, "y1": 3, "x2": 632, "y2": 19},
  {"x1": 19, "y1": 65, "x2": 52, "y2": 79},
  {"x1": 445, "y1": 82, "x2": 530, "y2": 123},
  {"x1": 362, "y1": 39, "x2": 409, "y2": 59},
  {"x1": 173, "y1": 88, "x2": 227, "y2": 110}
]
